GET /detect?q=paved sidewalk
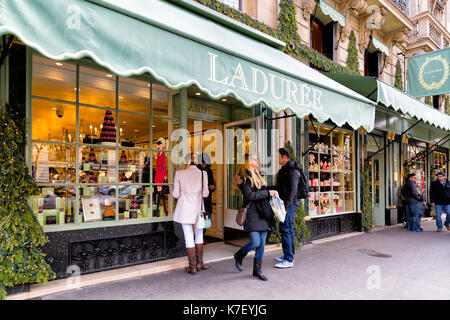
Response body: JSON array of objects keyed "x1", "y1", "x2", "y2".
[{"x1": 9, "y1": 218, "x2": 450, "y2": 300}]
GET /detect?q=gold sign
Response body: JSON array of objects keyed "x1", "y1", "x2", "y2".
[
  {"x1": 187, "y1": 99, "x2": 229, "y2": 122},
  {"x1": 419, "y1": 55, "x2": 449, "y2": 91}
]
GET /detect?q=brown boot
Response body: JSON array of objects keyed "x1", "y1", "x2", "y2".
[
  {"x1": 195, "y1": 244, "x2": 209, "y2": 271},
  {"x1": 184, "y1": 247, "x2": 197, "y2": 274}
]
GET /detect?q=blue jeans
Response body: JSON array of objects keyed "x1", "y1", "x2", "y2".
[
  {"x1": 241, "y1": 231, "x2": 268, "y2": 261},
  {"x1": 405, "y1": 203, "x2": 420, "y2": 231},
  {"x1": 435, "y1": 204, "x2": 450, "y2": 229},
  {"x1": 279, "y1": 204, "x2": 298, "y2": 263}
]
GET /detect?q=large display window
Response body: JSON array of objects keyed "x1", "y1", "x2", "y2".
[
  {"x1": 306, "y1": 123, "x2": 355, "y2": 217},
  {"x1": 30, "y1": 55, "x2": 178, "y2": 229},
  {"x1": 431, "y1": 150, "x2": 447, "y2": 177},
  {"x1": 407, "y1": 144, "x2": 427, "y2": 195}
]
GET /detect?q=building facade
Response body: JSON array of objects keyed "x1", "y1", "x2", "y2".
[{"x1": 0, "y1": 0, "x2": 449, "y2": 282}]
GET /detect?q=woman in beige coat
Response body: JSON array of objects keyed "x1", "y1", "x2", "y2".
[{"x1": 173, "y1": 154, "x2": 209, "y2": 274}]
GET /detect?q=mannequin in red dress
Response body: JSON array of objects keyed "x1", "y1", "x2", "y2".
[{"x1": 154, "y1": 138, "x2": 168, "y2": 216}]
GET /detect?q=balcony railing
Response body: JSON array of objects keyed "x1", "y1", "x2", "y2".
[{"x1": 390, "y1": 0, "x2": 409, "y2": 16}]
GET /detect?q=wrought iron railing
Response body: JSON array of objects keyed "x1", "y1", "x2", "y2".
[{"x1": 390, "y1": 0, "x2": 409, "y2": 16}]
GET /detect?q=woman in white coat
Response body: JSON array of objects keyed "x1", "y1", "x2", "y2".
[{"x1": 173, "y1": 154, "x2": 209, "y2": 274}]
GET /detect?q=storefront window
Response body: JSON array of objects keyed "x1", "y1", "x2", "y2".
[
  {"x1": 31, "y1": 55, "x2": 177, "y2": 229},
  {"x1": 307, "y1": 123, "x2": 354, "y2": 217},
  {"x1": 432, "y1": 150, "x2": 447, "y2": 177},
  {"x1": 408, "y1": 144, "x2": 427, "y2": 195}
]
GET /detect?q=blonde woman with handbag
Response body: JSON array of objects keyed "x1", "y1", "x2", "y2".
[
  {"x1": 233, "y1": 154, "x2": 277, "y2": 281},
  {"x1": 173, "y1": 153, "x2": 209, "y2": 274}
]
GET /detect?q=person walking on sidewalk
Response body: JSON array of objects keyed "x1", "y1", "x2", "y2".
[
  {"x1": 233, "y1": 154, "x2": 277, "y2": 281},
  {"x1": 269, "y1": 148, "x2": 302, "y2": 268},
  {"x1": 197, "y1": 153, "x2": 216, "y2": 245},
  {"x1": 173, "y1": 153, "x2": 210, "y2": 274},
  {"x1": 403, "y1": 173, "x2": 424, "y2": 232},
  {"x1": 430, "y1": 171, "x2": 450, "y2": 232}
]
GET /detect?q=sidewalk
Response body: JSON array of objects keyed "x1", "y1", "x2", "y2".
[
  {"x1": 6, "y1": 227, "x2": 371, "y2": 300},
  {"x1": 10, "y1": 218, "x2": 448, "y2": 300}
]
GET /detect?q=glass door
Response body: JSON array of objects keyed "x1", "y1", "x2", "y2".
[
  {"x1": 372, "y1": 153, "x2": 385, "y2": 226},
  {"x1": 223, "y1": 117, "x2": 259, "y2": 238}
]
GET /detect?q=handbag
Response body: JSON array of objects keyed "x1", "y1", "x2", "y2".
[
  {"x1": 195, "y1": 169, "x2": 211, "y2": 229},
  {"x1": 236, "y1": 201, "x2": 252, "y2": 226}
]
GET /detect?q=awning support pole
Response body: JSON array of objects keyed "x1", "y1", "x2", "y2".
[
  {"x1": 263, "y1": 109, "x2": 296, "y2": 121},
  {"x1": 405, "y1": 132, "x2": 450, "y2": 167},
  {"x1": 0, "y1": 35, "x2": 16, "y2": 68},
  {"x1": 367, "y1": 119, "x2": 422, "y2": 160},
  {"x1": 370, "y1": 133, "x2": 381, "y2": 150},
  {"x1": 302, "y1": 121, "x2": 338, "y2": 157}
]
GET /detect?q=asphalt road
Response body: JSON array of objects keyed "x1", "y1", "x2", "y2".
[{"x1": 38, "y1": 219, "x2": 450, "y2": 300}]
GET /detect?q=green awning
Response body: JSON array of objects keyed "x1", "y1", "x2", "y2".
[
  {"x1": 0, "y1": 0, "x2": 376, "y2": 131},
  {"x1": 319, "y1": 0, "x2": 346, "y2": 27},
  {"x1": 370, "y1": 35, "x2": 389, "y2": 56},
  {"x1": 322, "y1": 73, "x2": 450, "y2": 131}
]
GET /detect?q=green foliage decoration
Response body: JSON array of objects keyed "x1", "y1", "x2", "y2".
[
  {"x1": 361, "y1": 161, "x2": 373, "y2": 232},
  {"x1": 445, "y1": 96, "x2": 450, "y2": 115},
  {"x1": 0, "y1": 104, "x2": 55, "y2": 300},
  {"x1": 193, "y1": 0, "x2": 354, "y2": 75},
  {"x1": 267, "y1": 141, "x2": 310, "y2": 249},
  {"x1": 425, "y1": 96, "x2": 433, "y2": 106},
  {"x1": 346, "y1": 30, "x2": 360, "y2": 75},
  {"x1": 394, "y1": 59, "x2": 404, "y2": 91}
]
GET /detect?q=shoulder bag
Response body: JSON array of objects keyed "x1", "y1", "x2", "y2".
[
  {"x1": 195, "y1": 169, "x2": 211, "y2": 229},
  {"x1": 236, "y1": 201, "x2": 252, "y2": 226}
]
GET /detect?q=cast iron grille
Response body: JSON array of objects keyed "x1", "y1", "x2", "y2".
[
  {"x1": 317, "y1": 217, "x2": 341, "y2": 236},
  {"x1": 69, "y1": 231, "x2": 165, "y2": 275},
  {"x1": 390, "y1": 0, "x2": 409, "y2": 16}
]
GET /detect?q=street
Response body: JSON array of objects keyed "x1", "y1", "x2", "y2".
[{"x1": 36, "y1": 218, "x2": 450, "y2": 300}]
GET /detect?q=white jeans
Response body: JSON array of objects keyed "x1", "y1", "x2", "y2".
[{"x1": 182, "y1": 224, "x2": 203, "y2": 248}]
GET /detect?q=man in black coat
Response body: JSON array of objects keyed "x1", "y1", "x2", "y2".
[
  {"x1": 197, "y1": 153, "x2": 216, "y2": 244},
  {"x1": 269, "y1": 148, "x2": 301, "y2": 268},
  {"x1": 402, "y1": 173, "x2": 424, "y2": 232},
  {"x1": 430, "y1": 171, "x2": 450, "y2": 232}
]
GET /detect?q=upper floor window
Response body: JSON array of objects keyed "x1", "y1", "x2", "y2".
[
  {"x1": 364, "y1": 49, "x2": 380, "y2": 78},
  {"x1": 310, "y1": 18, "x2": 335, "y2": 62}
]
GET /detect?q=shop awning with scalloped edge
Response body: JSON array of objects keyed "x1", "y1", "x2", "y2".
[
  {"x1": 322, "y1": 73, "x2": 450, "y2": 131},
  {"x1": 370, "y1": 35, "x2": 390, "y2": 56},
  {"x1": 319, "y1": 0, "x2": 346, "y2": 27},
  {"x1": 0, "y1": 0, "x2": 376, "y2": 131}
]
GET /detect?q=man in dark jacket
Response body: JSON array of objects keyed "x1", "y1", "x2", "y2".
[
  {"x1": 430, "y1": 172, "x2": 450, "y2": 232},
  {"x1": 403, "y1": 173, "x2": 424, "y2": 232},
  {"x1": 269, "y1": 148, "x2": 301, "y2": 268},
  {"x1": 197, "y1": 153, "x2": 216, "y2": 244}
]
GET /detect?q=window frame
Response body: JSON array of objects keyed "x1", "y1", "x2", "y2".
[{"x1": 28, "y1": 52, "x2": 179, "y2": 232}]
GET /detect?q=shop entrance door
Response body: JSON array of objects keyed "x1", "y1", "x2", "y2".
[
  {"x1": 186, "y1": 120, "x2": 224, "y2": 241},
  {"x1": 223, "y1": 117, "x2": 259, "y2": 244},
  {"x1": 371, "y1": 153, "x2": 385, "y2": 226}
]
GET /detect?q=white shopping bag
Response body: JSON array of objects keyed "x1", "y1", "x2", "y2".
[{"x1": 269, "y1": 191, "x2": 286, "y2": 223}]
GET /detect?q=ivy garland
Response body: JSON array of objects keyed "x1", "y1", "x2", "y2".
[
  {"x1": 361, "y1": 161, "x2": 373, "y2": 232},
  {"x1": 0, "y1": 104, "x2": 55, "y2": 300},
  {"x1": 193, "y1": 0, "x2": 354, "y2": 75},
  {"x1": 394, "y1": 59, "x2": 404, "y2": 91},
  {"x1": 445, "y1": 96, "x2": 450, "y2": 115},
  {"x1": 346, "y1": 30, "x2": 360, "y2": 75},
  {"x1": 425, "y1": 96, "x2": 433, "y2": 106}
]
